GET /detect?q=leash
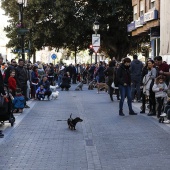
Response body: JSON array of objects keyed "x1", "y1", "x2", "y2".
[{"x1": 56, "y1": 120, "x2": 67, "y2": 121}]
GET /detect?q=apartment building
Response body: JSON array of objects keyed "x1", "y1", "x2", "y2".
[
  {"x1": 160, "y1": 0, "x2": 170, "y2": 62},
  {"x1": 127, "y1": 0, "x2": 160, "y2": 58}
]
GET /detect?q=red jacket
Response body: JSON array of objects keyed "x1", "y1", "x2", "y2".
[{"x1": 8, "y1": 77, "x2": 16, "y2": 91}]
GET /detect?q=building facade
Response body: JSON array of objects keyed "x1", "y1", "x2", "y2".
[
  {"x1": 160, "y1": 0, "x2": 170, "y2": 63},
  {"x1": 127, "y1": 0, "x2": 160, "y2": 59}
]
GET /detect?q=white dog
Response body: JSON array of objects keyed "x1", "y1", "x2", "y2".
[
  {"x1": 50, "y1": 85, "x2": 59, "y2": 92},
  {"x1": 51, "y1": 91, "x2": 59, "y2": 100}
]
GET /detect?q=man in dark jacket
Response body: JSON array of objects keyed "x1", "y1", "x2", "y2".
[
  {"x1": 0, "y1": 56, "x2": 5, "y2": 138},
  {"x1": 4, "y1": 59, "x2": 17, "y2": 84},
  {"x1": 130, "y1": 55, "x2": 143, "y2": 102},
  {"x1": 16, "y1": 59, "x2": 29, "y2": 108},
  {"x1": 96, "y1": 61, "x2": 105, "y2": 83},
  {"x1": 117, "y1": 57, "x2": 137, "y2": 116}
]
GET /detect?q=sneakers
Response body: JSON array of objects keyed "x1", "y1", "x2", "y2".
[
  {"x1": 163, "y1": 120, "x2": 170, "y2": 124},
  {"x1": 160, "y1": 113, "x2": 166, "y2": 117}
]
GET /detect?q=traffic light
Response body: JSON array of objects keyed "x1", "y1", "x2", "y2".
[
  {"x1": 89, "y1": 45, "x2": 94, "y2": 55},
  {"x1": 89, "y1": 44, "x2": 93, "y2": 48}
]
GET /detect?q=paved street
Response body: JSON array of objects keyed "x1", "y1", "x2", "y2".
[{"x1": 1, "y1": 84, "x2": 170, "y2": 170}]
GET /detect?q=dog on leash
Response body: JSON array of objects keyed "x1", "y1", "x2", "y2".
[
  {"x1": 97, "y1": 83, "x2": 108, "y2": 93},
  {"x1": 67, "y1": 113, "x2": 83, "y2": 130},
  {"x1": 51, "y1": 91, "x2": 59, "y2": 100},
  {"x1": 75, "y1": 81, "x2": 83, "y2": 91}
]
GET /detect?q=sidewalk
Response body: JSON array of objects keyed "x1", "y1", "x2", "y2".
[{"x1": 0, "y1": 84, "x2": 170, "y2": 170}]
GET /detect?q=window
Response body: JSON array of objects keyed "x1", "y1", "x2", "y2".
[
  {"x1": 133, "y1": 5, "x2": 137, "y2": 20},
  {"x1": 150, "y1": 0, "x2": 155, "y2": 9},
  {"x1": 140, "y1": 0, "x2": 144, "y2": 16}
]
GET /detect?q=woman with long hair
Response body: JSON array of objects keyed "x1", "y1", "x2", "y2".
[{"x1": 143, "y1": 60, "x2": 157, "y2": 116}]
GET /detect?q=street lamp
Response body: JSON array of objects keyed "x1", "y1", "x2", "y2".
[
  {"x1": 93, "y1": 20, "x2": 99, "y2": 35},
  {"x1": 17, "y1": 0, "x2": 28, "y2": 62},
  {"x1": 93, "y1": 20, "x2": 100, "y2": 63}
]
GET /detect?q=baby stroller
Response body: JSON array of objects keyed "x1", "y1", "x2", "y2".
[
  {"x1": 159, "y1": 100, "x2": 170, "y2": 123},
  {"x1": 0, "y1": 86, "x2": 15, "y2": 126}
]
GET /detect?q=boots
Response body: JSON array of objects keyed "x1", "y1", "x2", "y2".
[
  {"x1": 140, "y1": 105, "x2": 145, "y2": 114},
  {"x1": 0, "y1": 130, "x2": 4, "y2": 138},
  {"x1": 110, "y1": 95, "x2": 113, "y2": 101},
  {"x1": 119, "y1": 110, "x2": 125, "y2": 116}
]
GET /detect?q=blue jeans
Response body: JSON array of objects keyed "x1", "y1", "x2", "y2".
[{"x1": 119, "y1": 85, "x2": 133, "y2": 113}]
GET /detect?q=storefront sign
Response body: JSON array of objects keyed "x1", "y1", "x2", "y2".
[
  {"x1": 144, "y1": 10, "x2": 158, "y2": 22},
  {"x1": 135, "y1": 18, "x2": 143, "y2": 28},
  {"x1": 127, "y1": 22, "x2": 135, "y2": 32},
  {"x1": 127, "y1": 10, "x2": 158, "y2": 32}
]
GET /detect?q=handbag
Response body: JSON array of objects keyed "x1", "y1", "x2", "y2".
[{"x1": 111, "y1": 82, "x2": 115, "y2": 88}]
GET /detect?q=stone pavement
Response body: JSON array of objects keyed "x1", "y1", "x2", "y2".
[{"x1": 1, "y1": 84, "x2": 170, "y2": 170}]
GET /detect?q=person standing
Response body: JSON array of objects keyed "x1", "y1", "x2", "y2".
[
  {"x1": 4, "y1": 59, "x2": 17, "y2": 85},
  {"x1": 0, "y1": 56, "x2": 5, "y2": 138},
  {"x1": 104, "y1": 61, "x2": 115, "y2": 101},
  {"x1": 96, "y1": 61, "x2": 105, "y2": 83},
  {"x1": 130, "y1": 55, "x2": 143, "y2": 102},
  {"x1": 117, "y1": 57, "x2": 137, "y2": 116},
  {"x1": 145, "y1": 60, "x2": 157, "y2": 116},
  {"x1": 16, "y1": 59, "x2": 29, "y2": 108},
  {"x1": 31, "y1": 66, "x2": 39, "y2": 99},
  {"x1": 155, "y1": 56, "x2": 169, "y2": 85}
]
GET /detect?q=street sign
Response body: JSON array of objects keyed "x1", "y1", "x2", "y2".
[
  {"x1": 17, "y1": 28, "x2": 29, "y2": 35},
  {"x1": 92, "y1": 34, "x2": 100, "y2": 46},
  {"x1": 93, "y1": 46, "x2": 100, "y2": 53},
  {"x1": 51, "y1": 54, "x2": 57, "y2": 60}
]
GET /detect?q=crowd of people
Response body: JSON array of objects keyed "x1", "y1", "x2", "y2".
[{"x1": 0, "y1": 54, "x2": 170, "y2": 137}]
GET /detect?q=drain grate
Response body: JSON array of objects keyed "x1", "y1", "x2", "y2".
[{"x1": 86, "y1": 139, "x2": 94, "y2": 146}]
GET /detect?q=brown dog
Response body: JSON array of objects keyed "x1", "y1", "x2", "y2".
[{"x1": 97, "y1": 83, "x2": 108, "y2": 93}]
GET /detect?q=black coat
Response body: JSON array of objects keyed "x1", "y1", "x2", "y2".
[
  {"x1": 117, "y1": 64, "x2": 131, "y2": 86},
  {"x1": 104, "y1": 67, "x2": 114, "y2": 86},
  {"x1": 0, "y1": 70, "x2": 5, "y2": 95}
]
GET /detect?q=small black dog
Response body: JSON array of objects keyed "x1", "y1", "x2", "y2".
[{"x1": 67, "y1": 113, "x2": 83, "y2": 130}]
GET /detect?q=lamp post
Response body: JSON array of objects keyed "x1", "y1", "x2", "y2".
[
  {"x1": 17, "y1": 0, "x2": 27, "y2": 61},
  {"x1": 93, "y1": 20, "x2": 99, "y2": 63}
]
